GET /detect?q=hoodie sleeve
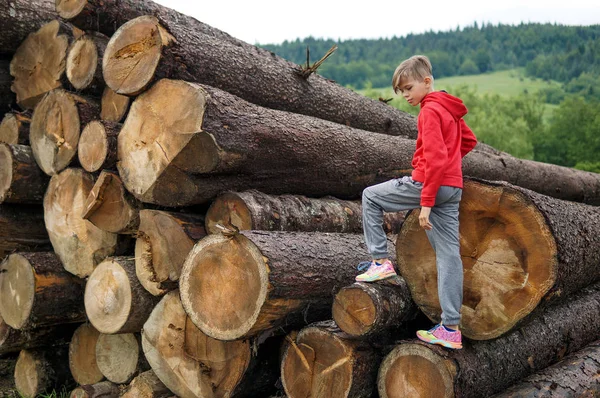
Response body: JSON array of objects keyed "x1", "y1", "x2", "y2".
[
  {"x1": 419, "y1": 107, "x2": 448, "y2": 207},
  {"x1": 460, "y1": 119, "x2": 477, "y2": 158}
]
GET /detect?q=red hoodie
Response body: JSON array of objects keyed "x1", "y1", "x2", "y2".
[{"x1": 411, "y1": 91, "x2": 477, "y2": 207}]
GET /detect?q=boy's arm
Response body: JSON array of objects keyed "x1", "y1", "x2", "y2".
[
  {"x1": 460, "y1": 119, "x2": 477, "y2": 158},
  {"x1": 420, "y1": 108, "x2": 448, "y2": 207}
]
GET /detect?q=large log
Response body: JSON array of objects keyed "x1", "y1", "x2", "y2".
[
  {"x1": 0, "y1": 315, "x2": 78, "y2": 355},
  {"x1": 0, "y1": 0, "x2": 56, "y2": 55},
  {"x1": 43, "y1": 168, "x2": 119, "y2": 277},
  {"x1": 141, "y1": 290, "x2": 281, "y2": 398},
  {"x1": 281, "y1": 320, "x2": 381, "y2": 398},
  {"x1": 96, "y1": 333, "x2": 149, "y2": 384},
  {"x1": 135, "y1": 210, "x2": 205, "y2": 296},
  {"x1": 70, "y1": 381, "x2": 120, "y2": 398},
  {"x1": 121, "y1": 370, "x2": 171, "y2": 398},
  {"x1": 68, "y1": 323, "x2": 104, "y2": 386},
  {"x1": 30, "y1": 89, "x2": 100, "y2": 175},
  {"x1": 66, "y1": 31, "x2": 109, "y2": 95},
  {"x1": 100, "y1": 87, "x2": 130, "y2": 123},
  {"x1": 180, "y1": 230, "x2": 395, "y2": 341},
  {"x1": 493, "y1": 340, "x2": 600, "y2": 398},
  {"x1": 0, "y1": 58, "x2": 14, "y2": 113},
  {"x1": 0, "y1": 204, "x2": 51, "y2": 259},
  {"x1": 377, "y1": 282, "x2": 600, "y2": 398},
  {"x1": 397, "y1": 179, "x2": 600, "y2": 340},
  {"x1": 0, "y1": 144, "x2": 50, "y2": 204},
  {"x1": 85, "y1": 257, "x2": 159, "y2": 334},
  {"x1": 206, "y1": 190, "x2": 406, "y2": 235},
  {"x1": 78, "y1": 121, "x2": 120, "y2": 173},
  {"x1": 0, "y1": 111, "x2": 31, "y2": 145},
  {"x1": 15, "y1": 346, "x2": 73, "y2": 398},
  {"x1": 0, "y1": 252, "x2": 86, "y2": 330}
]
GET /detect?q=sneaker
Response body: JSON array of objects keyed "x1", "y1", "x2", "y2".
[
  {"x1": 417, "y1": 324, "x2": 462, "y2": 349},
  {"x1": 355, "y1": 259, "x2": 397, "y2": 282}
]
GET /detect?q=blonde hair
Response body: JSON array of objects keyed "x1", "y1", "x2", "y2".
[{"x1": 392, "y1": 55, "x2": 433, "y2": 93}]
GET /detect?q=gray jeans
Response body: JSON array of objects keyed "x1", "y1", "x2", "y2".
[{"x1": 362, "y1": 176, "x2": 463, "y2": 325}]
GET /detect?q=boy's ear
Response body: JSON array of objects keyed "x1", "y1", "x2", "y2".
[{"x1": 424, "y1": 76, "x2": 432, "y2": 85}]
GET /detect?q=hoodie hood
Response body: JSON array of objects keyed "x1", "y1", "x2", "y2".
[{"x1": 421, "y1": 91, "x2": 468, "y2": 120}]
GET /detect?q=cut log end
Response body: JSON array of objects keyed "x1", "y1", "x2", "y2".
[
  {"x1": 56, "y1": 0, "x2": 88, "y2": 19},
  {"x1": 378, "y1": 343, "x2": 455, "y2": 398},
  {"x1": 100, "y1": 87, "x2": 130, "y2": 122},
  {"x1": 67, "y1": 36, "x2": 98, "y2": 90},
  {"x1": 180, "y1": 234, "x2": 268, "y2": 340},
  {"x1": 397, "y1": 180, "x2": 558, "y2": 340},
  {"x1": 0, "y1": 144, "x2": 13, "y2": 202},
  {"x1": 0, "y1": 254, "x2": 35, "y2": 330},
  {"x1": 0, "y1": 113, "x2": 25, "y2": 145},
  {"x1": 95, "y1": 333, "x2": 141, "y2": 384},
  {"x1": 205, "y1": 192, "x2": 253, "y2": 234},
  {"x1": 78, "y1": 121, "x2": 108, "y2": 172},
  {"x1": 332, "y1": 286, "x2": 377, "y2": 337},
  {"x1": 14, "y1": 350, "x2": 42, "y2": 398},
  {"x1": 69, "y1": 323, "x2": 104, "y2": 386}
]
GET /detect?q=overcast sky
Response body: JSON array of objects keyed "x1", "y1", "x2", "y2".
[{"x1": 152, "y1": 0, "x2": 599, "y2": 45}]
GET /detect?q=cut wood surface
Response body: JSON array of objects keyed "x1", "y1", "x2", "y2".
[
  {"x1": 0, "y1": 203, "x2": 51, "y2": 259},
  {"x1": 0, "y1": 252, "x2": 85, "y2": 330},
  {"x1": 15, "y1": 346, "x2": 72, "y2": 398},
  {"x1": 378, "y1": 282, "x2": 600, "y2": 398},
  {"x1": 206, "y1": 190, "x2": 406, "y2": 235},
  {"x1": 121, "y1": 370, "x2": 171, "y2": 398},
  {"x1": 0, "y1": 0, "x2": 56, "y2": 55},
  {"x1": 70, "y1": 381, "x2": 120, "y2": 398},
  {"x1": 81, "y1": 170, "x2": 140, "y2": 234},
  {"x1": 397, "y1": 178, "x2": 600, "y2": 340},
  {"x1": 30, "y1": 89, "x2": 100, "y2": 175},
  {"x1": 332, "y1": 281, "x2": 418, "y2": 339},
  {"x1": 135, "y1": 210, "x2": 205, "y2": 296},
  {"x1": 180, "y1": 230, "x2": 395, "y2": 341},
  {"x1": 78, "y1": 122, "x2": 120, "y2": 173},
  {"x1": 0, "y1": 144, "x2": 50, "y2": 204},
  {"x1": 96, "y1": 333, "x2": 149, "y2": 384},
  {"x1": 0, "y1": 111, "x2": 31, "y2": 145},
  {"x1": 0, "y1": 314, "x2": 78, "y2": 355},
  {"x1": 44, "y1": 168, "x2": 118, "y2": 277},
  {"x1": 100, "y1": 87, "x2": 130, "y2": 122},
  {"x1": 85, "y1": 257, "x2": 159, "y2": 334},
  {"x1": 0, "y1": 58, "x2": 13, "y2": 113},
  {"x1": 68, "y1": 323, "x2": 104, "y2": 386},
  {"x1": 142, "y1": 290, "x2": 280, "y2": 398},
  {"x1": 281, "y1": 320, "x2": 381, "y2": 398},
  {"x1": 66, "y1": 31, "x2": 109, "y2": 95}
]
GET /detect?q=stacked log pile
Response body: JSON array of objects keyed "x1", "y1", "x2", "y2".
[{"x1": 0, "y1": 1, "x2": 600, "y2": 398}]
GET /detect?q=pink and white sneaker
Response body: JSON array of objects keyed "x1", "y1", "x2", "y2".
[
  {"x1": 417, "y1": 324, "x2": 463, "y2": 349},
  {"x1": 355, "y1": 259, "x2": 397, "y2": 282}
]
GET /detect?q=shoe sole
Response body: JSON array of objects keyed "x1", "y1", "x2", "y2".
[
  {"x1": 355, "y1": 271, "x2": 397, "y2": 282},
  {"x1": 417, "y1": 333, "x2": 462, "y2": 349}
]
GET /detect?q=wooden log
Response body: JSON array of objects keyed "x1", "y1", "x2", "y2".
[
  {"x1": 0, "y1": 314, "x2": 78, "y2": 355},
  {"x1": 121, "y1": 370, "x2": 171, "y2": 398},
  {"x1": 180, "y1": 230, "x2": 395, "y2": 341},
  {"x1": 77, "y1": 122, "x2": 120, "y2": 173},
  {"x1": 70, "y1": 381, "x2": 120, "y2": 398},
  {"x1": 10, "y1": 20, "x2": 82, "y2": 109},
  {"x1": 377, "y1": 282, "x2": 600, "y2": 398},
  {"x1": 332, "y1": 281, "x2": 418, "y2": 340},
  {"x1": 135, "y1": 209, "x2": 206, "y2": 296},
  {"x1": 397, "y1": 178, "x2": 600, "y2": 340},
  {"x1": 43, "y1": 168, "x2": 119, "y2": 277},
  {"x1": 0, "y1": 111, "x2": 31, "y2": 145},
  {"x1": 15, "y1": 346, "x2": 73, "y2": 398},
  {"x1": 0, "y1": 203, "x2": 51, "y2": 259},
  {"x1": 141, "y1": 290, "x2": 281, "y2": 398},
  {"x1": 0, "y1": 144, "x2": 50, "y2": 204},
  {"x1": 0, "y1": 356, "x2": 18, "y2": 397},
  {"x1": 66, "y1": 31, "x2": 109, "y2": 95},
  {"x1": 206, "y1": 190, "x2": 406, "y2": 235},
  {"x1": 0, "y1": 0, "x2": 56, "y2": 55},
  {"x1": 30, "y1": 89, "x2": 100, "y2": 175},
  {"x1": 492, "y1": 340, "x2": 600, "y2": 398},
  {"x1": 0, "y1": 57, "x2": 13, "y2": 113},
  {"x1": 85, "y1": 257, "x2": 159, "y2": 334},
  {"x1": 96, "y1": 333, "x2": 149, "y2": 384},
  {"x1": 68, "y1": 323, "x2": 104, "y2": 386},
  {"x1": 100, "y1": 87, "x2": 130, "y2": 123},
  {"x1": 81, "y1": 170, "x2": 140, "y2": 234},
  {"x1": 0, "y1": 252, "x2": 86, "y2": 329},
  {"x1": 281, "y1": 320, "x2": 381, "y2": 398}
]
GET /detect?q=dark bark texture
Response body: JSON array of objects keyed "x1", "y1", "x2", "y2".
[
  {"x1": 0, "y1": 144, "x2": 50, "y2": 204},
  {"x1": 0, "y1": 58, "x2": 14, "y2": 113},
  {"x1": 0, "y1": 204, "x2": 51, "y2": 259},
  {"x1": 0, "y1": 318, "x2": 79, "y2": 355},
  {"x1": 0, "y1": 0, "x2": 56, "y2": 55}
]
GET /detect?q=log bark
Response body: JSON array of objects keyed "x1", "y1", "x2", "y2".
[
  {"x1": 100, "y1": 87, "x2": 130, "y2": 123},
  {"x1": 0, "y1": 356, "x2": 17, "y2": 398},
  {"x1": 68, "y1": 323, "x2": 104, "y2": 386},
  {"x1": 78, "y1": 121, "x2": 120, "y2": 173},
  {"x1": 281, "y1": 320, "x2": 381, "y2": 398},
  {"x1": 0, "y1": 252, "x2": 86, "y2": 330},
  {"x1": 332, "y1": 281, "x2": 418, "y2": 340},
  {"x1": 397, "y1": 178, "x2": 600, "y2": 340},
  {"x1": 43, "y1": 168, "x2": 119, "y2": 277},
  {"x1": 135, "y1": 210, "x2": 205, "y2": 296},
  {"x1": 121, "y1": 370, "x2": 171, "y2": 398},
  {"x1": 85, "y1": 257, "x2": 159, "y2": 334},
  {"x1": 70, "y1": 381, "x2": 120, "y2": 398},
  {"x1": 180, "y1": 230, "x2": 395, "y2": 341},
  {"x1": 66, "y1": 31, "x2": 109, "y2": 95},
  {"x1": 30, "y1": 89, "x2": 100, "y2": 175},
  {"x1": 15, "y1": 346, "x2": 73, "y2": 398},
  {"x1": 81, "y1": 170, "x2": 140, "y2": 234},
  {"x1": 0, "y1": 144, "x2": 50, "y2": 204},
  {"x1": 377, "y1": 282, "x2": 600, "y2": 398},
  {"x1": 206, "y1": 190, "x2": 406, "y2": 235},
  {"x1": 0, "y1": 111, "x2": 31, "y2": 145},
  {"x1": 492, "y1": 340, "x2": 600, "y2": 398},
  {"x1": 0, "y1": 315, "x2": 78, "y2": 355},
  {"x1": 0, "y1": 203, "x2": 51, "y2": 259},
  {"x1": 141, "y1": 290, "x2": 281, "y2": 398},
  {"x1": 0, "y1": 0, "x2": 56, "y2": 55},
  {"x1": 96, "y1": 333, "x2": 149, "y2": 384},
  {"x1": 0, "y1": 57, "x2": 13, "y2": 114}
]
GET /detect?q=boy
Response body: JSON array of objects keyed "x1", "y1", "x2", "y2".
[{"x1": 355, "y1": 55, "x2": 477, "y2": 349}]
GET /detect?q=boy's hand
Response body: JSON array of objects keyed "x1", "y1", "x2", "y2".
[{"x1": 419, "y1": 207, "x2": 433, "y2": 230}]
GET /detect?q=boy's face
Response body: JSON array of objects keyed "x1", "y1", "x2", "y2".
[{"x1": 397, "y1": 76, "x2": 432, "y2": 106}]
